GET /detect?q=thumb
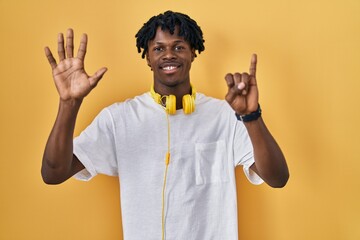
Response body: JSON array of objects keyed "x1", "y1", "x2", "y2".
[{"x1": 89, "y1": 67, "x2": 108, "y2": 88}]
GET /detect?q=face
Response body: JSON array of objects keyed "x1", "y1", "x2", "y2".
[{"x1": 146, "y1": 26, "x2": 195, "y2": 95}]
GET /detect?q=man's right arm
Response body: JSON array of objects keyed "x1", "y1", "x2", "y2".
[
  {"x1": 41, "y1": 99, "x2": 84, "y2": 184},
  {"x1": 41, "y1": 29, "x2": 107, "y2": 184}
]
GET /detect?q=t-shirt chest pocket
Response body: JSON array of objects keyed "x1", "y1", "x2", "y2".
[{"x1": 195, "y1": 140, "x2": 229, "y2": 185}]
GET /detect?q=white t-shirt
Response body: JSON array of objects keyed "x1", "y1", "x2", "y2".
[{"x1": 73, "y1": 92, "x2": 263, "y2": 240}]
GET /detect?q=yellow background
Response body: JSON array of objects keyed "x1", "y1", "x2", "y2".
[{"x1": 1, "y1": 0, "x2": 359, "y2": 239}]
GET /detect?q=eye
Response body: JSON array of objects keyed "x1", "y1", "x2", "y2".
[
  {"x1": 154, "y1": 46, "x2": 164, "y2": 52},
  {"x1": 174, "y1": 45, "x2": 185, "y2": 51}
]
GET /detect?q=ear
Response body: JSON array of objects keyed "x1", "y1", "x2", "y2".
[
  {"x1": 145, "y1": 53, "x2": 153, "y2": 71},
  {"x1": 191, "y1": 49, "x2": 196, "y2": 62},
  {"x1": 146, "y1": 53, "x2": 151, "y2": 67}
]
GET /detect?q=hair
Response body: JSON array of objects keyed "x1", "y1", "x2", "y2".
[{"x1": 135, "y1": 10, "x2": 205, "y2": 59}]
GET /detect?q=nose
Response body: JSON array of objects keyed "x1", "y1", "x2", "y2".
[{"x1": 162, "y1": 48, "x2": 177, "y2": 60}]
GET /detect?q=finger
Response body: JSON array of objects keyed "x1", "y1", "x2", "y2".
[
  {"x1": 234, "y1": 72, "x2": 246, "y2": 94},
  {"x1": 225, "y1": 73, "x2": 235, "y2": 89},
  {"x1": 224, "y1": 73, "x2": 238, "y2": 103},
  {"x1": 57, "y1": 33, "x2": 65, "y2": 61},
  {"x1": 234, "y1": 72, "x2": 241, "y2": 86},
  {"x1": 249, "y1": 53, "x2": 257, "y2": 78},
  {"x1": 45, "y1": 47, "x2": 57, "y2": 69},
  {"x1": 66, "y1": 28, "x2": 74, "y2": 58},
  {"x1": 76, "y1": 33, "x2": 88, "y2": 61},
  {"x1": 89, "y1": 67, "x2": 108, "y2": 88},
  {"x1": 240, "y1": 73, "x2": 250, "y2": 95}
]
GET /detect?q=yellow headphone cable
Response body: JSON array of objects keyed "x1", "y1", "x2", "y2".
[
  {"x1": 162, "y1": 110, "x2": 170, "y2": 240},
  {"x1": 149, "y1": 84, "x2": 196, "y2": 239}
]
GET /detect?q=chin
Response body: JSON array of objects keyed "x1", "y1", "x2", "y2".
[{"x1": 156, "y1": 76, "x2": 183, "y2": 86}]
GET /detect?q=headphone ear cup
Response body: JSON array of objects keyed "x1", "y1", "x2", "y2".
[
  {"x1": 182, "y1": 94, "x2": 195, "y2": 114},
  {"x1": 166, "y1": 95, "x2": 177, "y2": 115}
]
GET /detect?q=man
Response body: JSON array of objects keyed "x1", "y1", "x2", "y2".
[{"x1": 42, "y1": 10, "x2": 289, "y2": 240}]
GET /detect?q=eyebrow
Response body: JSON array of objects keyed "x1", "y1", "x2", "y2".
[{"x1": 152, "y1": 40, "x2": 186, "y2": 45}]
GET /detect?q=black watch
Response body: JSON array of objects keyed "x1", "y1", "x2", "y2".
[{"x1": 235, "y1": 104, "x2": 262, "y2": 122}]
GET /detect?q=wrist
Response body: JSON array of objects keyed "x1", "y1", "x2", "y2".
[
  {"x1": 235, "y1": 104, "x2": 262, "y2": 122},
  {"x1": 59, "y1": 98, "x2": 83, "y2": 108},
  {"x1": 58, "y1": 98, "x2": 83, "y2": 116}
]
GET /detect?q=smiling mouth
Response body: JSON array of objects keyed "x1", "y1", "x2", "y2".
[
  {"x1": 160, "y1": 64, "x2": 181, "y2": 74},
  {"x1": 162, "y1": 66, "x2": 178, "y2": 71}
]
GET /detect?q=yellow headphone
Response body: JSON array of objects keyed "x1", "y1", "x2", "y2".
[{"x1": 150, "y1": 84, "x2": 196, "y2": 114}]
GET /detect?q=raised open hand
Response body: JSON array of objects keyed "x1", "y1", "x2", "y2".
[
  {"x1": 44, "y1": 29, "x2": 107, "y2": 102},
  {"x1": 225, "y1": 54, "x2": 259, "y2": 115}
]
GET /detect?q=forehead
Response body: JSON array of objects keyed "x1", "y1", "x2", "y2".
[{"x1": 150, "y1": 26, "x2": 187, "y2": 44}]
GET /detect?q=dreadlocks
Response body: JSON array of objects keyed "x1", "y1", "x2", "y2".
[{"x1": 135, "y1": 10, "x2": 205, "y2": 59}]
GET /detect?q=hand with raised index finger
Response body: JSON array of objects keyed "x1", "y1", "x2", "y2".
[
  {"x1": 224, "y1": 54, "x2": 259, "y2": 115},
  {"x1": 44, "y1": 28, "x2": 107, "y2": 102}
]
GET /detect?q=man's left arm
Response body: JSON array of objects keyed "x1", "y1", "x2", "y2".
[{"x1": 225, "y1": 54, "x2": 289, "y2": 188}]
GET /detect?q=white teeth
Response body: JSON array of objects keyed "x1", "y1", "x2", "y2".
[{"x1": 163, "y1": 66, "x2": 177, "y2": 70}]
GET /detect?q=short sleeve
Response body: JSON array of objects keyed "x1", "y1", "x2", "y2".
[
  {"x1": 73, "y1": 107, "x2": 118, "y2": 181},
  {"x1": 233, "y1": 120, "x2": 264, "y2": 185}
]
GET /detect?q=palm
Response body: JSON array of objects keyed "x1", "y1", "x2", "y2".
[
  {"x1": 225, "y1": 54, "x2": 259, "y2": 115},
  {"x1": 229, "y1": 82, "x2": 258, "y2": 114},
  {"x1": 52, "y1": 58, "x2": 91, "y2": 100},
  {"x1": 45, "y1": 29, "x2": 107, "y2": 101}
]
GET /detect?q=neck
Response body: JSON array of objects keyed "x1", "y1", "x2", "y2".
[{"x1": 153, "y1": 81, "x2": 192, "y2": 110}]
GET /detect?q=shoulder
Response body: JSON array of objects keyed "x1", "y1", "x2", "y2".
[
  {"x1": 105, "y1": 92, "x2": 152, "y2": 113},
  {"x1": 196, "y1": 92, "x2": 240, "y2": 126},
  {"x1": 196, "y1": 92, "x2": 233, "y2": 112},
  {"x1": 102, "y1": 92, "x2": 161, "y2": 123}
]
